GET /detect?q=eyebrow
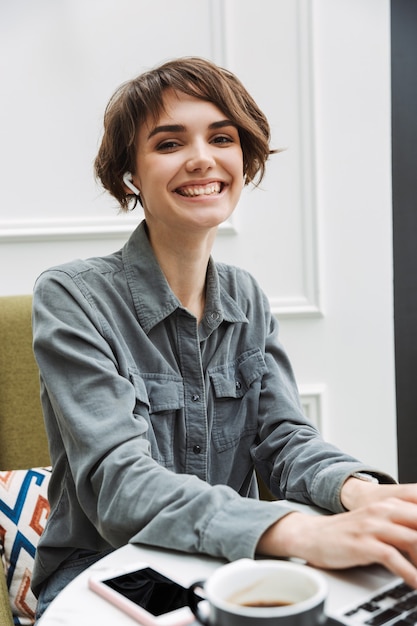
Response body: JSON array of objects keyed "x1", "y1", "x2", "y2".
[{"x1": 147, "y1": 119, "x2": 237, "y2": 140}]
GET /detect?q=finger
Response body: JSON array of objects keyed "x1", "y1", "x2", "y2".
[
  {"x1": 355, "y1": 502, "x2": 417, "y2": 558},
  {"x1": 369, "y1": 485, "x2": 417, "y2": 507},
  {"x1": 352, "y1": 512, "x2": 417, "y2": 589},
  {"x1": 372, "y1": 542, "x2": 417, "y2": 589},
  {"x1": 373, "y1": 519, "x2": 417, "y2": 575},
  {"x1": 362, "y1": 498, "x2": 417, "y2": 532}
]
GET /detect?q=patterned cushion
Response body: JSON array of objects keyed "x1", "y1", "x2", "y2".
[{"x1": 0, "y1": 467, "x2": 51, "y2": 625}]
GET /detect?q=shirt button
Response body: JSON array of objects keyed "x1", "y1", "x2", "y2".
[
  {"x1": 209, "y1": 311, "x2": 220, "y2": 321},
  {"x1": 193, "y1": 445, "x2": 202, "y2": 454},
  {"x1": 192, "y1": 394, "x2": 200, "y2": 402},
  {"x1": 235, "y1": 380, "x2": 242, "y2": 390}
]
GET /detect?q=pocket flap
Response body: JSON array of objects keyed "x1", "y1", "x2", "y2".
[
  {"x1": 144, "y1": 377, "x2": 185, "y2": 413},
  {"x1": 210, "y1": 349, "x2": 267, "y2": 399}
]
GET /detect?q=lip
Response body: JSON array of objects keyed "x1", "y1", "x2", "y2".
[
  {"x1": 176, "y1": 185, "x2": 223, "y2": 198},
  {"x1": 173, "y1": 179, "x2": 227, "y2": 198}
]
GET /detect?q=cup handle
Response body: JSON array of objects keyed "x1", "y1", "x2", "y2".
[{"x1": 188, "y1": 580, "x2": 210, "y2": 626}]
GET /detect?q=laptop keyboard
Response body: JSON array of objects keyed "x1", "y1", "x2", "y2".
[{"x1": 334, "y1": 581, "x2": 417, "y2": 626}]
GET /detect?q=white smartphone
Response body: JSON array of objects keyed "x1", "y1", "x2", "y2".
[{"x1": 88, "y1": 560, "x2": 200, "y2": 626}]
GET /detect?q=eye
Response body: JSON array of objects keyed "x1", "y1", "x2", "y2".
[
  {"x1": 156, "y1": 140, "x2": 182, "y2": 152},
  {"x1": 212, "y1": 135, "x2": 234, "y2": 145}
]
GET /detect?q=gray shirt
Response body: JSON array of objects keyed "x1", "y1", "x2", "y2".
[{"x1": 31, "y1": 220, "x2": 387, "y2": 594}]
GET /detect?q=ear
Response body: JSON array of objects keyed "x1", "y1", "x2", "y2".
[{"x1": 122, "y1": 171, "x2": 140, "y2": 195}]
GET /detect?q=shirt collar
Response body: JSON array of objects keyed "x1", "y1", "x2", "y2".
[{"x1": 122, "y1": 220, "x2": 248, "y2": 334}]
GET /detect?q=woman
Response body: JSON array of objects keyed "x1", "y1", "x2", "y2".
[{"x1": 32, "y1": 57, "x2": 417, "y2": 621}]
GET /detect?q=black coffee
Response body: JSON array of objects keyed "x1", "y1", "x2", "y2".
[{"x1": 239, "y1": 600, "x2": 293, "y2": 608}]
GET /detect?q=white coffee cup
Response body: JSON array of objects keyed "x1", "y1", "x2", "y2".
[{"x1": 188, "y1": 559, "x2": 328, "y2": 626}]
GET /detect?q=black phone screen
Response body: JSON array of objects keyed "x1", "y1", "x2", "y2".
[{"x1": 103, "y1": 567, "x2": 193, "y2": 617}]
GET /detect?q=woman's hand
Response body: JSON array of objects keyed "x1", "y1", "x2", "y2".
[
  {"x1": 341, "y1": 477, "x2": 417, "y2": 511},
  {"x1": 257, "y1": 487, "x2": 417, "y2": 588}
]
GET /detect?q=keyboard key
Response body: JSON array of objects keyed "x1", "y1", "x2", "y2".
[
  {"x1": 343, "y1": 604, "x2": 384, "y2": 618},
  {"x1": 389, "y1": 585, "x2": 414, "y2": 599},
  {"x1": 365, "y1": 608, "x2": 402, "y2": 625},
  {"x1": 397, "y1": 596, "x2": 417, "y2": 612},
  {"x1": 404, "y1": 611, "x2": 417, "y2": 624}
]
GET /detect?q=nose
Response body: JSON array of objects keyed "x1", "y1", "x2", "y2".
[{"x1": 185, "y1": 139, "x2": 216, "y2": 172}]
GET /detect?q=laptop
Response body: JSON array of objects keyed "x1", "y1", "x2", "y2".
[{"x1": 327, "y1": 577, "x2": 417, "y2": 626}]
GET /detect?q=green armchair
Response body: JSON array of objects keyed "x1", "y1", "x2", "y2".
[{"x1": 0, "y1": 295, "x2": 50, "y2": 626}]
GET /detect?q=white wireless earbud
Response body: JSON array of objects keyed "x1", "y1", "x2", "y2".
[{"x1": 123, "y1": 172, "x2": 140, "y2": 195}]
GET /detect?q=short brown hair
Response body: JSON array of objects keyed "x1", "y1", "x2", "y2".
[{"x1": 94, "y1": 57, "x2": 276, "y2": 211}]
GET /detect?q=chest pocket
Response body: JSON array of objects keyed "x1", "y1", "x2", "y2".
[
  {"x1": 129, "y1": 371, "x2": 184, "y2": 467},
  {"x1": 208, "y1": 349, "x2": 267, "y2": 453}
]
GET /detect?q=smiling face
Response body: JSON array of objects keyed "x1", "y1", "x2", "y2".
[{"x1": 132, "y1": 90, "x2": 244, "y2": 239}]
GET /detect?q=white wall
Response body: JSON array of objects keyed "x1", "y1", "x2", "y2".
[
  {"x1": 283, "y1": 0, "x2": 396, "y2": 473},
  {"x1": 0, "y1": 1, "x2": 397, "y2": 476},
  {"x1": 0, "y1": 0, "x2": 219, "y2": 290}
]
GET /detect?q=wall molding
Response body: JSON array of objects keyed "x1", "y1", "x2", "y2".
[
  {"x1": 0, "y1": 1, "x2": 238, "y2": 246},
  {"x1": 0, "y1": 214, "x2": 237, "y2": 243},
  {"x1": 0, "y1": 217, "x2": 138, "y2": 242},
  {"x1": 216, "y1": 0, "x2": 321, "y2": 320},
  {"x1": 270, "y1": 297, "x2": 322, "y2": 319},
  {"x1": 281, "y1": 0, "x2": 321, "y2": 318},
  {"x1": 1, "y1": 0, "x2": 320, "y2": 322},
  {"x1": 209, "y1": 0, "x2": 228, "y2": 65},
  {"x1": 299, "y1": 384, "x2": 325, "y2": 432}
]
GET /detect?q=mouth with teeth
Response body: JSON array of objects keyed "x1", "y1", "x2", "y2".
[{"x1": 175, "y1": 182, "x2": 223, "y2": 197}]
